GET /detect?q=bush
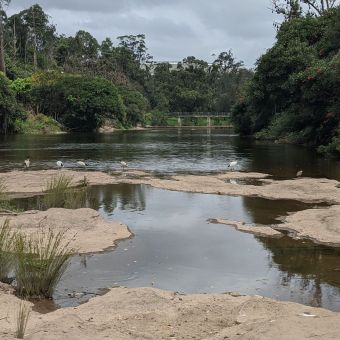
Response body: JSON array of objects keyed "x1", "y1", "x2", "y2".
[
  {"x1": 0, "y1": 220, "x2": 16, "y2": 282},
  {"x1": 15, "y1": 113, "x2": 62, "y2": 134},
  {"x1": 0, "y1": 72, "x2": 22, "y2": 134},
  {"x1": 318, "y1": 137, "x2": 340, "y2": 157},
  {"x1": 14, "y1": 229, "x2": 73, "y2": 298}
]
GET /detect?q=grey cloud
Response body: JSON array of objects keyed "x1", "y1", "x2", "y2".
[{"x1": 7, "y1": 0, "x2": 279, "y2": 67}]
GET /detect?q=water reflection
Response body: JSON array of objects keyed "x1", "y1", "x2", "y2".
[
  {"x1": 15, "y1": 184, "x2": 333, "y2": 311},
  {"x1": 0, "y1": 129, "x2": 339, "y2": 179}
]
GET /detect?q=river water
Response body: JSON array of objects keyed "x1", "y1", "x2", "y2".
[
  {"x1": 2, "y1": 129, "x2": 340, "y2": 311},
  {"x1": 0, "y1": 128, "x2": 339, "y2": 179}
]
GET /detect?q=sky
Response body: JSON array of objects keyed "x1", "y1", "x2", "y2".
[{"x1": 7, "y1": 0, "x2": 280, "y2": 67}]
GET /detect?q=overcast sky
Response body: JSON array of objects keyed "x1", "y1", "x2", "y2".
[{"x1": 7, "y1": 0, "x2": 279, "y2": 67}]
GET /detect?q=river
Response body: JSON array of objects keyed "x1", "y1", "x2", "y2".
[{"x1": 2, "y1": 128, "x2": 340, "y2": 311}]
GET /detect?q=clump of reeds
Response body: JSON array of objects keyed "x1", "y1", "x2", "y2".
[
  {"x1": 0, "y1": 178, "x2": 7, "y2": 201},
  {"x1": 42, "y1": 174, "x2": 91, "y2": 209},
  {"x1": 43, "y1": 174, "x2": 73, "y2": 208},
  {"x1": 0, "y1": 220, "x2": 16, "y2": 282},
  {"x1": 14, "y1": 229, "x2": 73, "y2": 299},
  {"x1": 16, "y1": 300, "x2": 30, "y2": 339}
]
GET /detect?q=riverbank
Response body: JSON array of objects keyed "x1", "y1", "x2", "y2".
[
  {"x1": 1, "y1": 169, "x2": 340, "y2": 247},
  {"x1": 0, "y1": 208, "x2": 131, "y2": 254},
  {"x1": 1, "y1": 285, "x2": 340, "y2": 340}
]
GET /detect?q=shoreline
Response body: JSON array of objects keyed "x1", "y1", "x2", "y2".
[
  {"x1": 1, "y1": 286, "x2": 340, "y2": 339},
  {"x1": 1, "y1": 169, "x2": 340, "y2": 247}
]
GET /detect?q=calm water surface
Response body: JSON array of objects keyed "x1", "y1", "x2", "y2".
[
  {"x1": 14, "y1": 184, "x2": 340, "y2": 311},
  {"x1": 0, "y1": 129, "x2": 339, "y2": 179},
  {"x1": 4, "y1": 129, "x2": 340, "y2": 312}
]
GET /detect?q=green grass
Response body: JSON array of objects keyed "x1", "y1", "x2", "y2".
[
  {"x1": 43, "y1": 174, "x2": 73, "y2": 208},
  {"x1": 14, "y1": 229, "x2": 73, "y2": 299},
  {"x1": 15, "y1": 113, "x2": 63, "y2": 135},
  {"x1": 0, "y1": 220, "x2": 16, "y2": 282},
  {"x1": 42, "y1": 174, "x2": 91, "y2": 209},
  {"x1": 16, "y1": 300, "x2": 30, "y2": 339}
]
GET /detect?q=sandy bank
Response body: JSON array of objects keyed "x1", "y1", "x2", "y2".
[
  {"x1": 213, "y1": 205, "x2": 340, "y2": 247},
  {"x1": 1, "y1": 170, "x2": 339, "y2": 205},
  {"x1": 212, "y1": 219, "x2": 283, "y2": 238},
  {"x1": 1, "y1": 286, "x2": 340, "y2": 339},
  {"x1": 0, "y1": 208, "x2": 131, "y2": 254}
]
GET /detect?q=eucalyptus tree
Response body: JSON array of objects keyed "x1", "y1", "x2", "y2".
[
  {"x1": 272, "y1": 0, "x2": 340, "y2": 18},
  {"x1": 0, "y1": 0, "x2": 10, "y2": 74}
]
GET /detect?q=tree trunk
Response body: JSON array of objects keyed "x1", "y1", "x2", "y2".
[{"x1": 0, "y1": 12, "x2": 6, "y2": 74}]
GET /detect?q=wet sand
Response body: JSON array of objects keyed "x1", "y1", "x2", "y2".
[
  {"x1": 0, "y1": 208, "x2": 131, "y2": 254},
  {"x1": 1, "y1": 169, "x2": 340, "y2": 247},
  {"x1": 1, "y1": 286, "x2": 340, "y2": 340}
]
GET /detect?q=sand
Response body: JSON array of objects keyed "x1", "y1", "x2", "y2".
[
  {"x1": 212, "y1": 205, "x2": 340, "y2": 247},
  {"x1": 1, "y1": 286, "x2": 340, "y2": 339},
  {"x1": 211, "y1": 219, "x2": 283, "y2": 238},
  {"x1": 1, "y1": 170, "x2": 339, "y2": 204},
  {"x1": 0, "y1": 208, "x2": 131, "y2": 254}
]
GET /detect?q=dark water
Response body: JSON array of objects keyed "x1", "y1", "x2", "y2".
[
  {"x1": 13, "y1": 184, "x2": 340, "y2": 312},
  {"x1": 0, "y1": 129, "x2": 339, "y2": 179}
]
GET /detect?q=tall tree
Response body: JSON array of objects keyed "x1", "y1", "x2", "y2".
[
  {"x1": 0, "y1": 0, "x2": 10, "y2": 74},
  {"x1": 272, "y1": 0, "x2": 339, "y2": 18}
]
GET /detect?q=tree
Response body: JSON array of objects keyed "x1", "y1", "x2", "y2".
[
  {"x1": 0, "y1": 72, "x2": 20, "y2": 133},
  {"x1": 0, "y1": 0, "x2": 10, "y2": 74},
  {"x1": 117, "y1": 34, "x2": 152, "y2": 65},
  {"x1": 272, "y1": 0, "x2": 340, "y2": 18}
]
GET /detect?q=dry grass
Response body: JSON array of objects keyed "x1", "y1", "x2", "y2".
[{"x1": 16, "y1": 300, "x2": 31, "y2": 339}]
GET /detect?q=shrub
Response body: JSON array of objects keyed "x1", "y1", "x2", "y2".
[
  {"x1": 0, "y1": 220, "x2": 16, "y2": 282},
  {"x1": 14, "y1": 229, "x2": 73, "y2": 298}
]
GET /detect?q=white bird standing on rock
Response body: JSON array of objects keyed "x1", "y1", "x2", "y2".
[
  {"x1": 228, "y1": 161, "x2": 238, "y2": 170},
  {"x1": 56, "y1": 161, "x2": 64, "y2": 169},
  {"x1": 77, "y1": 161, "x2": 86, "y2": 169},
  {"x1": 120, "y1": 161, "x2": 128, "y2": 170},
  {"x1": 296, "y1": 170, "x2": 303, "y2": 177},
  {"x1": 24, "y1": 157, "x2": 30, "y2": 169}
]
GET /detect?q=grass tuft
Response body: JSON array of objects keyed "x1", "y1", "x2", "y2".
[
  {"x1": 42, "y1": 174, "x2": 91, "y2": 210},
  {"x1": 0, "y1": 220, "x2": 16, "y2": 282},
  {"x1": 43, "y1": 175, "x2": 73, "y2": 208},
  {"x1": 16, "y1": 300, "x2": 31, "y2": 339},
  {"x1": 14, "y1": 228, "x2": 73, "y2": 299}
]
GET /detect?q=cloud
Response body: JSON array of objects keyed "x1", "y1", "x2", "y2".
[{"x1": 7, "y1": 0, "x2": 278, "y2": 67}]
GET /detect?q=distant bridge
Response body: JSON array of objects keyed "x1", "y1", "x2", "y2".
[{"x1": 164, "y1": 112, "x2": 231, "y2": 127}]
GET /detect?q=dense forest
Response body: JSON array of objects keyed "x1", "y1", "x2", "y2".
[
  {"x1": 0, "y1": 2, "x2": 251, "y2": 133},
  {"x1": 232, "y1": 0, "x2": 340, "y2": 157},
  {"x1": 0, "y1": 1, "x2": 339, "y2": 158}
]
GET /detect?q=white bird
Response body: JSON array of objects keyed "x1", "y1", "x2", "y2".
[
  {"x1": 24, "y1": 157, "x2": 30, "y2": 169},
  {"x1": 120, "y1": 161, "x2": 128, "y2": 170},
  {"x1": 77, "y1": 161, "x2": 86, "y2": 169},
  {"x1": 56, "y1": 161, "x2": 64, "y2": 169},
  {"x1": 296, "y1": 170, "x2": 303, "y2": 177},
  {"x1": 228, "y1": 161, "x2": 238, "y2": 169}
]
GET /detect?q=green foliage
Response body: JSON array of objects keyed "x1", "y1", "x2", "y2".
[
  {"x1": 318, "y1": 137, "x2": 340, "y2": 157},
  {"x1": 15, "y1": 113, "x2": 62, "y2": 134},
  {"x1": 14, "y1": 229, "x2": 73, "y2": 298},
  {"x1": 0, "y1": 220, "x2": 16, "y2": 282},
  {"x1": 43, "y1": 174, "x2": 73, "y2": 208},
  {"x1": 42, "y1": 174, "x2": 90, "y2": 209},
  {"x1": 30, "y1": 73, "x2": 126, "y2": 131},
  {"x1": 0, "y1": 72, "x2": 21, "y2": 133},
  {"x1": 232, "y1": 6, "x2": 340, "y2": 155},
  {"x1": 118, "y1": 86, "x2": 149, "y2": 125}
]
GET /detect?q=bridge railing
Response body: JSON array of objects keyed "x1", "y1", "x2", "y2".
[{"x1": 164, "y1": 112, "x2": 230, "y2": 117}]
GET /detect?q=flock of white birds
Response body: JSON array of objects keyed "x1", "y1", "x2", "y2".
[
  {"x1": 22, "y1": 157, "x2": 303, "y2": 177},
  {"x1": 23, "y1": 158, "x2": 128, "y2": 170}
]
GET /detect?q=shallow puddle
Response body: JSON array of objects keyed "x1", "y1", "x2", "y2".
[{"x1": 12, "y1": 184, "x2": 340, "y2": 311}]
